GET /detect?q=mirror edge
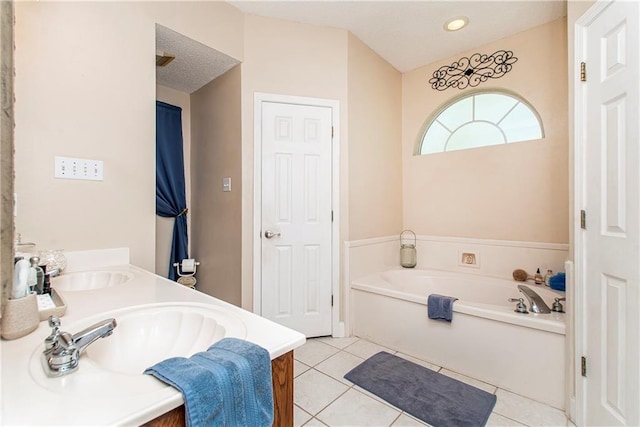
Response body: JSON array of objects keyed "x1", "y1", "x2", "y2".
[{"x1": 1, "y1": 0, "x2": 15, "y2": 317}]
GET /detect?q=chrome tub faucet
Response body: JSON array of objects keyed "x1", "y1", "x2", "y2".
[
  {"x1": 42, "y1": 316, "x2": 117, "y2": 377},
  {"x1": 517, "y1": 284, "x2": 551, "y2": 314}
]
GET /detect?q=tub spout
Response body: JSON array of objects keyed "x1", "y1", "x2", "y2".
[{"x1": 517, "y1": 284, "x2": 551, "y2": 314}]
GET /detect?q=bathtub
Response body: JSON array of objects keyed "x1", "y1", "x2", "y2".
[{"x1": 350, "y1": 269, "x2": 566, "y2": 409}]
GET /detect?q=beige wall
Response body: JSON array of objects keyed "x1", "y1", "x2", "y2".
[
  {"x1": 155, "y1": 85, "x2": 191, "y2": 278},
  {"x1": 402, "y1": 18, "x2": 569, "y2": 243},
  {"x1": 191, "y1": 65, "x2": 243, "y2": 306},
  {"x1": 238, "y1": 16, "x2": 404, "y2": 313},
  {"x1": 13, "y1": 1, "x2": 243, "y2": 271},
  {"x1": 240, "y1": 15, "x2": 350, "y2": 310},
  {"x1": 13, "y1": 1, "x2": 570, "y2": 318},
  {"x1": 347, "y1": 34, "x2": 403, "y2": 240}
]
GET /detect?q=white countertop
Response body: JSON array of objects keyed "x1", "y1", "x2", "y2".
[{"x1": 1, "y1": 260, "x2": 306, "y2": 426}]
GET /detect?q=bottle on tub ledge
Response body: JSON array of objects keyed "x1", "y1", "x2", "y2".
[
  {"x1": 534, "y1": 268, "x2": 544, "y2": 285},
  {"x1": 544, "y1": 269, "x2": 553, "y2": 287}
]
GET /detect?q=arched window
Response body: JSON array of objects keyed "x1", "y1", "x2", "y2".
[{"x1": 416, "y1": 89, "x2": 544, "y2": 155}]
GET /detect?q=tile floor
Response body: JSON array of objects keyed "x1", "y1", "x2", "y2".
[{"x1": 293, "y1": 337, "x2": 571, "y2": 427}]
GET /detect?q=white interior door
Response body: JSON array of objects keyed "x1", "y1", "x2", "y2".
[
  {"x1": 577, "y1": 1, "x2": 640, "y2": 425},
  {"x1": 260, "y1": 101, "x2": 333, "y2": 337}
]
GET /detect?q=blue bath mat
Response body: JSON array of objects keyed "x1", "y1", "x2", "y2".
[{"x1": 344, "y1": 351, "x2": 496, "y2": 427}]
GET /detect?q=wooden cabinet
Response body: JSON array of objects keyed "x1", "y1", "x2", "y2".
[{"x1": 144, "y1": 351, "x2": 293, "y2": 427}]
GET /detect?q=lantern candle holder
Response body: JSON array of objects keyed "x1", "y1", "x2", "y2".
[{"x1": 400, "y1": 230, "x2": 417, "y2": 268}]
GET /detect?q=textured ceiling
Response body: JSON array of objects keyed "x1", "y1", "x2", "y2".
[
  {"x1": 228, "y1": 0, "x2": 567, "y2": 72},
  {"x1": 156, "y1": 24, "x2": 240, "y2": 94}
]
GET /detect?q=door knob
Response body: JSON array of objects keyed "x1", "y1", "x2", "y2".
[{"x1": 264, "y1": 230, "x2": 281, "y2": 239}]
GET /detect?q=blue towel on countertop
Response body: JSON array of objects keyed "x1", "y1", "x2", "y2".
[
  {"x1": 428, "y1": 294, "x2": 458, "y2": 322},
  {"x1": 144, "y1": 337, "x2": 274, "y2": 427}
]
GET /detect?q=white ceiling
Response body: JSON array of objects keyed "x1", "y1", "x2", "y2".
[
  {"x1": 155, "y1": 1, "x2": 566, "y2": 92},
  {"x1": 156, "y1": 24, "x2": 240, "y2": 94},
  {"x1": 228, "y1": 0, "x2": 567, "y2": 72}
]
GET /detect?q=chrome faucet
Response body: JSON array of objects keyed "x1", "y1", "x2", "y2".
[
  {"x1": 42, "y1": 316, "x2": 117, "y2": 377},
  {"x1": 517, "y1": 284, "x2": 551, "y2": 314}
]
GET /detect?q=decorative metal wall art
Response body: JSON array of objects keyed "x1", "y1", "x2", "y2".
[{"x1": 429, "y1": 50, "x2": 518, "y2": 91}]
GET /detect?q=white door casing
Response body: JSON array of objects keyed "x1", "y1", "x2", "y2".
[
  {"x1": 575, "y1": 1, "x2": 640, "y2": 425},
  {"x1": 253, "y1": 93, "x2": 341, "y2": 338}
]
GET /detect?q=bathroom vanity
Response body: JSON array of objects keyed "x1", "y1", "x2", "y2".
[
  {"x1": 145, "y1": 351, "x2": 293, "y2": 426},
  {"x1": 0, "y1": 249, "x2": 306, "y2": 426}
]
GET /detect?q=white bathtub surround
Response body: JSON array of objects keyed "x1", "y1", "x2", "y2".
[
  {"x1": 343, "y1": 236, "x2": 400, "y2": 286},
  {"x1": 351, "y1": 269, "x2": 566, "y2": 409},
  {"x1": 1, "y1": 248, "x2": 305, "y2": 425},
  {"x1": 344, "y1": 235, "x2": 569, "y2": 285}
]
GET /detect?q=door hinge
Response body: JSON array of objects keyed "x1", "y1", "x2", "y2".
[
  {"x1": 331, "y1": 126, "x2": 334, "y2": 139},
  {"x1": 580, "y1": 62, "x2": 587, "y2": 82},
  {"x1": 580, "y1": 210, "x2": 586, "y2": 229},
  {"x1": 581, "y1": 356, "x2": 587, "y2": 377},
  {"x1": 331, "y1": 210, "x2": 334, "y2": 222},
  {"x1": 331, "y1": 295, "x2": 334, "y2": 307}
]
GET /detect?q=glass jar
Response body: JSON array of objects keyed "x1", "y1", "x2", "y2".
[
  {"x1": 39, "y1": 249, "x2": 67, "y2": 274},
  {"x1": 400, "y1": 230, "x2": 417, "y2": 268},
  {"x1": 400, "y1": 244, "x2": 417, "y2": 268}
]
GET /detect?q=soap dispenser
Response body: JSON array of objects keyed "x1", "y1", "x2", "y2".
[{"x1": 12, "y1": 259, "x2": 29, "y2": 299}]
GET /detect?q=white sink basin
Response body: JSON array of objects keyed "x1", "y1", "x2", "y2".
[
  {"x1": 86, "y1": 303, "x2": 247, "y2": 375},
  {"x1": 51, "y1": 271, "x2": 133, "y2": 291},
  {"x1": 30, "y1": 302, "x2": 247, "y2": 394}
]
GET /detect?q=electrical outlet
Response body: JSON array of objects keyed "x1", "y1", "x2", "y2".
[
  {"x1": 55, "y1": 156, "x2": 103, "y2": 181},
  {"x1": 459, "y1": 250, "x2": 480, "y2": 268}
]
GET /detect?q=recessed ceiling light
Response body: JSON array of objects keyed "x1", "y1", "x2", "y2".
[{"x1": 444, "y1": 17, "x2": 469, "y2": 32}]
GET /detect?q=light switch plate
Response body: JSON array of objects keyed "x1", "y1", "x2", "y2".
[
  {"x1": 222, "y1": 177, "x2": 231, "y2": 192},
  {"x1": 55, "y1": 156, "x2": 103, "y2": 181}
]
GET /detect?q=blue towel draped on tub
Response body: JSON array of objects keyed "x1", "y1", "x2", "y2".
[
  {"x1": 144, "y1": 337, "x2": 274, "y2": 427},
  {"x1": 428, "y1": 294, "x2": 458, "y2": 322}
]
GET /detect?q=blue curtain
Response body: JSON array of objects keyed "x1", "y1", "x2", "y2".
[{"x1": 156, "y1": 101, "x2": 188, "y2": 280}]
